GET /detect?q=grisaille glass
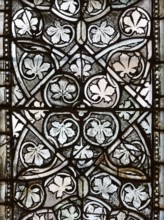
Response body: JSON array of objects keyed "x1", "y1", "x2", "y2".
[{"x1": 0, "y1": 0, "x2": 163, "y2": 219}]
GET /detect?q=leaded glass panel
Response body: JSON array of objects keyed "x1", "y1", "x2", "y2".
[{"x1": 0, "y1": 0, "x2": 163, "y2": 219}]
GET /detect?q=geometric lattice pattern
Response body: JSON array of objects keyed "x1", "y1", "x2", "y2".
[{"x1": 0, "y1": 0, "x2": 163, "y2": 219}]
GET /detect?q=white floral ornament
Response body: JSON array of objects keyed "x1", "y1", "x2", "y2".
[
  {"x1": 15, "y1": 184, "x2": 44, "y2": 210},
  {"x1": 21, "y1": 142, "x2": 51, "y2": 167},
  {"x1": 55, "y1": 0, "x2": 80, "y2": 16},
  {"x1": 85, "y1": 75, "x2": 120, "y2": 108},
  {"x1": 22, "y1": 54, "x2": 50, "y2": 80},
  {"x1": 90, "y1": 77, "x2": 115, "y2": 103},
  {"x1": 120, "y1": 8, "x2": 150, "y2": 36},
  {"x1": 50, "y1": 121, "x2": 75, "y2": 145},
  {"x1": 58, "y1": 205, "x2": 81, "y2": 220},
  {"x1": 47, "y1": 173, "x2": 76, "y2": 198},
  {"x1": 28, "y1": 101, "x2": 46, "y2": 122},
  {"x1": 88, "y1": 21, "x2": 116, "y2": 47},
  {"x1": 86, "y1": 0, "x2": 105, "y2": 15},
  {"x1": 121, "y1": 183, "x2": 151, "y2": 210},
  {"x1": 84, "y1": 201, "x2": 107, "y2": 220},
  {"x1": 84, "y1": 112, "x2": 119, "y2": 146},
  {"x1": 13, "y1": 8, "x2": 42, "y2": 36},
  {"x1": 24, "y1": 101, "x2": 46, "y2": 124},
  {"x1": 112, "y1": 53, "x2": 142, "y2": 79},
  {"x1": 50, "y1": 78, "x2": 77, "y2": 101},
  {"x1": 45, "y1": 113, "x2": 79, "y2": 147},
  {"x1": 46, "y1": 21, "x2": 74, "y2": 47},
  {"x1": 91, "y1": 175, "x2": 118, "y2": 199},
  {"x1": 113, "y1": 143, "x2": 139, "y2": 165},
  {"x1": 118, "y1": 100, "x2": 135, "y2": 121},
  {"x1": 44, "y1": 75, "x2": 80, "y2": 107},
  {"x1": 86, "y1": 119, "x2": 113, "y2": 144},
  {"x1": 70, "y1": 58, "x2": 91, "y2": 77},
  {"x1": 73, "y1": 139, "x2": 94, "y2": 168}
]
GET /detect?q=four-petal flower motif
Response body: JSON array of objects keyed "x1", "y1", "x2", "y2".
[
  {"x1": 23, "y1": 143, "x2": 51, "y2": 166},
  {"x1": 48, "y1": 174, "x2": 75, "y2": 198},
  {"x1": 89, "y1": 78, "x2": 115, "y2": 103},
  {"x1": 122, "y1": 184, "x2": 150, "y2": 209},
  {"x1": 14, "y1": 9, "x2": 38, "y2": 35},
  {"x1": 50, "y1": 121, "x2": 75, "y2": 144},
  {"x1": 87, "y1": 119, "x2": 113, "y2": 144},
  {"x1": 123, "y1": 9, "x2": 148, "y2": 34},
  {"x1": 112, "y1": 53, "x2": 140, "y2": 78},
  {"x1": 92, "y1": 175, "x2": 117, "y2": 199},
  {"x1": 47, "y1": 21, "x2": 72, "y2": 45},
  {"x1": 23, "y1": 54, "x2": 50, "y2": 80}
]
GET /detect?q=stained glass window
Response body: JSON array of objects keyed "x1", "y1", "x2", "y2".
[{"x1": 0, "y1": 0, "x2": 163, "y2": 219}]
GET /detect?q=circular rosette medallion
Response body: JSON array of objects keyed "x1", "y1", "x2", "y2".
[
  {"x1": 20, "y1": 142, "x2": 52, "y2": 167},
  {"x1": 84, "y1": 74, "x2": 120, "y2": 107},
  {"x1": 12, "y1": 7, "x2": 43, "y2": 37},
  {"x1": 19, "y1": 52, "x2": 53, "y2": 81},
  {"x1": 44, "y1": 113, "x2": 80, "y2": 147},
  {"x1": 119, "y1": 7, "x2": 150, "y2": 37},
  {"x1": 90, "y1": 173, "x2": 121, "y2": 203},
  {"x1": 108, "y1": 52, "x2": 145, "y2": 83},
  {"x1": 44, "y1": 21, "x2": 75, "y2": 48},
  {"x1": 45, "y1": 172, "x2": 76, "y2": 200},
  {"x1": 88, "y1": 21, "x2": 119, "y2": 48},
  {"x1": 83, "y1": 112, "x2": 119, "y2": 146},
  {"x1": 121, "y1": 183, "x2": 151, "y2": 211},
  {"x1": 44, "y1": 74, "x2": 80, "y2": 107},
  {"x1": 15, "y1": 183, "x2": 44, "y2": 210}
]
